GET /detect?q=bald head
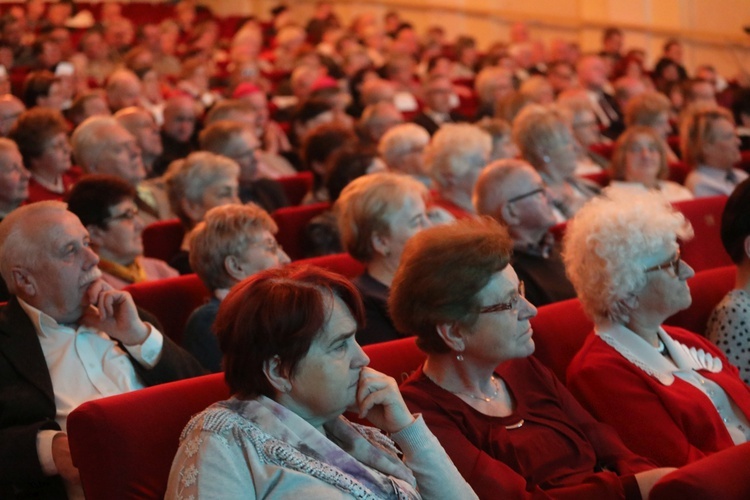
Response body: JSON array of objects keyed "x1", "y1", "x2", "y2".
[
  {"x1": 106, "y1": 69, "x2": 142, "y2": 112},
  {"x1": 163, "y1": 95, "x2": 197, "y2": 143}
]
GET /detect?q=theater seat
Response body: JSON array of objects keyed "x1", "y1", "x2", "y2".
[
  {"x1": 142, "y1": 218, "x2": 185, "y2": 263},
  {"x1": 124, "y1": 274, "x2": 210, "y2": 344},
  {"x1": 672, "y1": 196, "x2": 732, "y2": 273},
  {"x1": 589, "y1": 142, "x2": 614, "y2": 160},
  {"x1": 292, "y1": 253, "x2": 366, "y2": 279},
  {"x1": 530, "y1": 298, "x2": 594, "y2": 383},
  {"x1": 68, "y1": 374, "x2": 229, "y2": 500},
  {"x1": 276, "y1": 171, "x2": 313, "y2": 206},
  {"x1": 665, "y1": 265, "x2": 735, "y2": 334},
  {"x1": 667, "y1": 162, "x2": 690, "y2": 185},
  {"x1": 271, "y1": 202, "x2": 331, "y2": 261},
  {"x1": 364, "y1": 336, "x2": 425, "y2": 384}
]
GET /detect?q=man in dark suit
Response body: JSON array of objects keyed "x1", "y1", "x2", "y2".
[
  {"x1": 0, "y1": 201, "x2": 205, "y2": 499},
  {"x1": 577, "y1": 54, "x2": 624, "y2": 139},
  {"x1": 411, "y1": 75, "x2": 467, "y2": 136}
]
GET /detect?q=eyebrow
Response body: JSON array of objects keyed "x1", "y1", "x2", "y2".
[{"x1": 327, "y1": 329, "x2": 357, "y2": 348}]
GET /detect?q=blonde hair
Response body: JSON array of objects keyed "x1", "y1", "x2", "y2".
[
  {"x1": 624, "y1": 91, "x2": 671, "y2": 128},
  {"x1": 679, "y1": 105, "x2": 734, "y2": 169},
  {"x1": 189, "y1": 204, "x2": 277, "y2": 290},
  {"x1": 335, "y1": 172, "x2": 427, "y2": 262},
  {"x1": 609, "y1": 126, "x2": 668, "y2": 181}
]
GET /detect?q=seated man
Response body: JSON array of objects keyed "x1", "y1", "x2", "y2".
[
  {"x1": 184, "y1": 204, "x2": 289, "y2": 372},
  {"x1": 66, "y1": 175, "x2": 178, "y2": 289},
  {"x1": 474, "y1": 158, "x2": 576, "y2": 306},
  {"x1": 0, "y1": 201, "x2": 204, "y2": 498},
  {"x1": 411, "y1": 75, "x2": 466, "y2": 136},
  {"x1": 682, "y1": 106, "x2": 748, "y2": 197},
  {"x1": 152, "y1": 94, "x2": 199, "y2": 176},
  {"x1": 199, "y1": 120, "x2": 288, "y2": 213}
]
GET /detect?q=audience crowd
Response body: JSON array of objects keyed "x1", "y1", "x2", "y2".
[{"x1": 1, "y1": 1, "x2": 750, "y2": 498}]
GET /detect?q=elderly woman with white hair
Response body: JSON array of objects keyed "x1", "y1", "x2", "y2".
[
  {"x1": 425, "y1": 123, "x2": 492, "y2": 219},
  {"x1": 336, "y1": 172, "x2": 431, "y2": 345},
  {"x1": 557, "y1": 96, "x2": 610, "y2": 175},
  {"x1": 183, "y1": 204, "x2": 290, "y2": 372},
  {"x1": 377, "y1": 122, "x2": 431, "y2": 186},
  {"x1": 513, "y1": 105, "x2": 600, "y2": 220},
  {"x1": 564, "y1": 191, "x2": 750, "y2": 468},
  {"x1": 164, "y1": 151, "x2": 241, "y2": 273}
]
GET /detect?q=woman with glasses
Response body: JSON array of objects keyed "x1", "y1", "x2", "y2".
[
  {"x1": 391, "y1": 217, "x2": 673, "y2": 498},
  {"x1": 66, "y1": 174, "x2": 178, "y2": 289},
  {"x1": 564, "y1": 191, "x2": 750, "y2": 467},
  {"x1": 605, "y1": 126, "x2": 692, "y2": 202}
]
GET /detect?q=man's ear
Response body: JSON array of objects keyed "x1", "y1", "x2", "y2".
[
  {"x1": 500, "y1": 202, "x2": 518, "y2": 225},
  {"x1": 223, "y1": 255, "x2": 247, "y2": 281},
  {"x1": 435, "y1": 322, "x2": 466, "y2": 353},
  {"x1": 263, "y1": 355, "x2": 292, "y2": 393},
  {"x1": 10, "y1": 266, "x2": 37, "y2": 298}
]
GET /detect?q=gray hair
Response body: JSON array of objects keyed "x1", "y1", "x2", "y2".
[
  {"x1": 563, "y1": 191, "x2": 693, "y2": 324},
  {"x1": 71, "y1": 115, "x2": 124, "y2": 171},
  {"x1": 424, "y1": 123, "x2": 491, "y2": 189},
  {"x1": 473, "y1": 158, "x2": 535, "y2": 220},
  {"x1": 377, "y1": 123, "x2": 429, "y2": 168}
]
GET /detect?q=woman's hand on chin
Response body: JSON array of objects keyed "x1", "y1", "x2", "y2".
[{"x1": 353, "y1": 367, "x2": 416, "y2": 434}]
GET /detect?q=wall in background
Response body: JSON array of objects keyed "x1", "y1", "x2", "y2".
[{"x1": 204, "y1": 0, "x2": 750, "y2": 79}]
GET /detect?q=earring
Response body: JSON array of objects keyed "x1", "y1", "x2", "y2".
[
  {"x1": 456, "y1": 353, "x2": 464, "y2": 361},
  {"x1": 542, "y1": 155, "x2": 551, "y2": 163}
]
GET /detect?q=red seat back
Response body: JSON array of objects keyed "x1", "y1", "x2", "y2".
[
  {"x1": 667, "y1": 161, "x2": 690, "y2": 185},
  {"x1": 589, "y1": 142, "x2": 614, "y2": 160},
  {"x1": 271, "y1": 202, "x2": 331, "y2": 260},
  {"x1": 530, "y1": 298, "x2": 594, "y2": 383},
  {"x1": 277, "y1": 171, "x2": 313, "y2": 206},
  {"x1": 672, "y1": 196, "x2": 732, "y2": 272},
  {"x1": 68, "y1": 374, "x2": 229, "y2": 500},
  {"x1": 292, "y1": 253, "x2": 366, "y2": 279},
  {"x1": 665, "y1": 265, "x2": 736, "y2": 334},
  {"x1": 364, "y1": 337, "x2": 425, "y2": 384},
  {"x1": 582, "y1": 170, "x2": 610, "y2": 187},
  {"x1": 142, "y1": 219, "x2": 185, "y2": 263},
  {"x1": 124, "y1": 274, "x2": 210, "y2": 344}
]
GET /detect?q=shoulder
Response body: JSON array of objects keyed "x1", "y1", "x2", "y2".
[{"x1": 141, "y1": 257, "x2": 179, "y2": 279}]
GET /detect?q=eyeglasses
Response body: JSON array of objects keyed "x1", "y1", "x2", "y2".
[
  {"x1": 105, "y1": 207, "x2": 139, "y2": 224},
  {"x1": 479, "y1": 281, "x2": 525, "y2": 314},
  {"x1": 506, "y1": 187, "x2": 546, "y2": 204},
  {"x1": 644, "y1": 250, "x2": 681, "y2": 275}
]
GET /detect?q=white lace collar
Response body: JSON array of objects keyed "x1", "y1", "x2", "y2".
[{"x1": 596, "y1": 323, "x2": 722, "y2": 385}]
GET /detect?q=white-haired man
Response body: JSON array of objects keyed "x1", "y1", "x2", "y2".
[{"x1": 0, "y1": 201, "x2": 204, "y2": 498}]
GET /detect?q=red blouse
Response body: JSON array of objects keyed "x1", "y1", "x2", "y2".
[
  {"x1": 400, "y1": 357, "x2": 653, "y2": 499},
  {"x1": 27, "y1": 167, "x2": 83, "y2": 203},
  {"x1": 567, "y1": 326, "x2": 750, "y2": 467}
]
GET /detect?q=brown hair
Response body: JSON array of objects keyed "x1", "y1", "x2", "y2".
[
  {"x1": 215, "y1": 265, "x2": 365, "y2": 398},
  {"x1": 389, "y1": 217, "x2": 513, "y2": 354},
  {"x1": 610, "y1": 126, "x2": 668, "y2": 181}
]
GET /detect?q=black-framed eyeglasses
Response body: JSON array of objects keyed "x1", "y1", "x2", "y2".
[
  {"x1": 479, "y1": 281, "x2": 525, "y2": 314},
  {"x1": 506, "y1": 188, "x2": 546, "y2": 204},
  {"x1": 105, "y1": 207, "x2": 139, "y2": 224},
  {"x1": 644, "y1": 250, "x2": 681, "y2": 275}
]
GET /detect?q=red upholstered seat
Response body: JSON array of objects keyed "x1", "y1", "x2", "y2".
[
  {"x1": 68, "y1": 374, "x2": 229, "y2": 500},
  {"x1": 529, "y1": 298, "x2": 594, "y2": 383},
  {"x1": 364, "y1": 336, "x2": 425, "y2": 384},
  {"x1": 672, "y1": 196, "x2": 732, "y2": 273},
  {"x1": 141, "y1": 218, "x2": 185, "y2": 263},
  {"x1": 737, "y1": 150, "x2": 750, "y2": 174},
  {"x1": 271, "y1": 202, "x2": 331, "y2": 261},
  {"x1": 589, "y1": 142, "x2": 614, "y2": 160},
  {"x1": 582, "y1": 170, "x2": 610, "y2": 187},
  {"x1": 667, "y1": 161, "x2": 690, "y2": 185},
  {"x1": 665, "y1": 265, "x2": 736, "y2": 334},
  {"x1": 124, "y1": 274, "x2": 210, "y2": 344},
  {"x1": 292, "y1": 253, "x2": 366, "y2": 279},
  {"x1": 277, "y1": 171, "x2": 313, "y2": 206}
]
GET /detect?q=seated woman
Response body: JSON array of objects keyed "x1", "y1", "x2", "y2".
[
  {"x1": 164, "y1": 151, "x2": 241, "y2": 274},
  {"x1": 0, "y1": 138, "x2": 30, "y2": 221},
  {"x1": 336, "y1": 172, "x2": 430, "y2": 345},
  {"x1": 623, "y1": 91, "x2": 680, "y2": 163},
  {"x1": 390, "y1": 217, "x2": 671, "y2": 498},
  {"x1": 8, "y1": 107, "x2": 81, "y2": 203},
  {"x1": 557, "y1": 96, "x2": 610, "y2": 175},
  {"x1": 66, "y1": 175, "x2": 178, "y2": 289},
  {"x1": 605, "y1": 126, "x2": 693, "y2": 202},
  {"x1": 184, "y1": 204, "x2": 290, "y2": 372},
  {"x1": 513, "y1": 104, "x2": 600, "y2": 221},
  {"x1": 564, "y1": 191, "x2": 750, "y2": 467},
  {"x1": 425, "y1": 123, "x2": 492, "y2": 219},
  {"x1": 707, "y1": 178, "x2": 750, "y2": 384},
  {"x1": 166, "y1": 266, "x2": 477, "y2": 499}
]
